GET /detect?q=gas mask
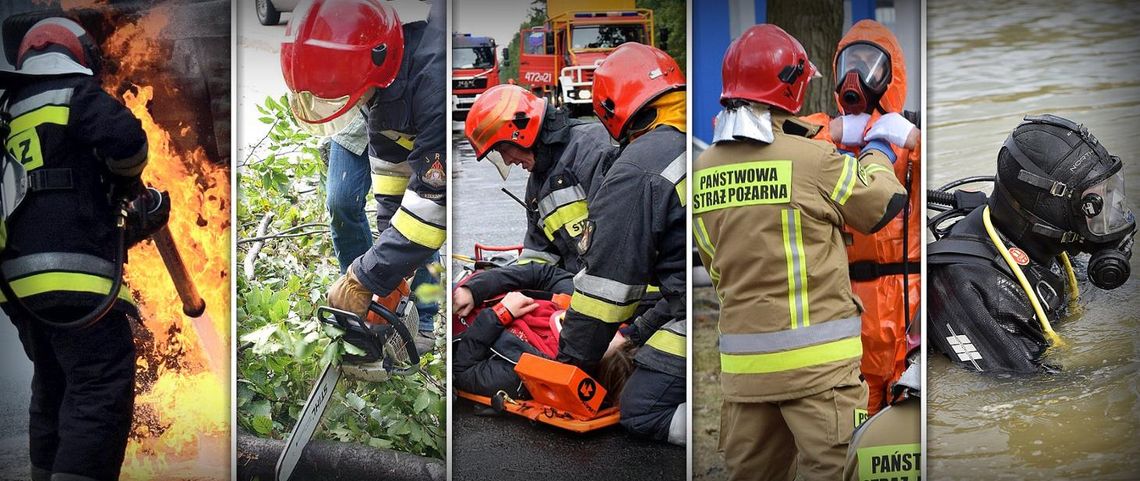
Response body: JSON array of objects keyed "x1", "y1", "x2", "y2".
[
  {"x1": 834, "y1": 42, "x2": 891, "y2": 114},
  {"x1": 991, "y1": 114, "x2": 1136, "y2": 290}
]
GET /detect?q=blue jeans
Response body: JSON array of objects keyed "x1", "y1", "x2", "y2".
[
  {"x1": 327, "y1": 142, "x2": 440, "y2": 332},
  {"x1": 326, "y1": 141, "x2": 373, "y2": 273}
]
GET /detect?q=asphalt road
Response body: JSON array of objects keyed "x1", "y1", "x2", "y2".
[{"x1": 452, "y1": 399, "x2": 685, "y2": 481}]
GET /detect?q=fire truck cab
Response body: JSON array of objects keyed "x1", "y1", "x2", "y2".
[
  {"x1": 452, "y1": 33, "x2": 500, "y2": 119},
  {"x1": 517, "y1": 0, "x2": 653, "y2": 116}
]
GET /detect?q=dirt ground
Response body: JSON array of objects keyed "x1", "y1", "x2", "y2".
[{"x1": 692, "y1": 286, "x2": 727, "y2": 481}]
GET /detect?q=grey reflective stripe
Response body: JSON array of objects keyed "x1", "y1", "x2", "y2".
[
  {"x1": 537, "y1": 184, "x2": 586, "y2": 219},
  {"x1": 1, "y1": 252, "x2": 116, "y2": 280},
  {"x1": 659, "y1": 152, "x2": 686, "y2": 185},
  {"x1": 519, "y1": 248, "x2": 560, "y2": 265},
  {"x1": 399, "y1": 189, "x2": 446, "y2": 226},
  {"x1": 660, "y1": 318, "x2": 686, "y2": 337},
  {"x1": 368, "y1": 155, "x2": 413, "y2": 175},
  {"x1": 574, "y1": 270, "x2": 645, "y2": 303},
  {"x1": 786, "y1": 209, "x2": 808, "y2": 328},
  {"x1": 833, "y1": 155, "x2": 858, "y2": 204},
  {"x1": 105, "y1": 141, "x2": 148, "y2": 176},
  {"x1": 8, "y1": 87, "x2": 74, "y2": 117},
  {"x1": 719, "y1": 316, "x2": 861, "y2": 354}
]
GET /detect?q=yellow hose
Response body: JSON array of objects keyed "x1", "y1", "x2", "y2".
[
  {"x1": 1058, "y1": 251, "x2": 1082, "y2": 315},
  {"x1": 982, "y1": 206, "x2": 1065, "y2": 347},
  {"x1": 452, "y1": 254, "x2": 476, "y2": 264}
]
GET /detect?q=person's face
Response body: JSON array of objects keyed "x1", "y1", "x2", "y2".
[{"x1": 495, "y1": 142, "x2": 536, "y2": 171}]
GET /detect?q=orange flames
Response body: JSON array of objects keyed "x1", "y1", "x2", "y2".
[{"x1": 92, "y1": 5, "x2": 230, "y2": 480}]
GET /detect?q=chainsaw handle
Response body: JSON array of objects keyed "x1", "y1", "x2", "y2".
[{"x1": 316, "y1": 305, "x2": 372, "y2": 334}]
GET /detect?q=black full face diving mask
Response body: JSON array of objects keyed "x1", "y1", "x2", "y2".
[
  {"x1": 994, "y1": 114, "x2": 1137, "y2": 289},
  {"x1": 834, "y1": 42, "x2": 891, "y2": 114}
]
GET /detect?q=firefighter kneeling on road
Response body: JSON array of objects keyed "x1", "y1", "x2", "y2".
[
  {"x1": 463, "y1": 84, "x2": 618, "y2": 273},
  {"x1": 1, "y1": 17, "x2": 167, "y2": 481},
  {"x1": 556, "y1": 42, "x2": 687, "y2": 445},
  {"x1": 279, "y1": 0, "x2": 446, "y2": 346},
  {"x1": 694, "y1": 25, "x2": 907, "y2": 480}
]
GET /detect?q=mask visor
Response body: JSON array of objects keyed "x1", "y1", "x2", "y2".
[
  {"x1": 289, "y1": 91, "x2": 357, "y2": 136},
  {"x1": 1083, "y1": 171, "x2": 1135, "y2": 237},
  {"x1": 835, "y1": 43, "x2": 891, "y2": 94},
  {"x1": 482, "y1": 149, "x2": 513, "y2": 181}
]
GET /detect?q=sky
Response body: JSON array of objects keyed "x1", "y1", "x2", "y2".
[{"x1": 453, "y1": 0, "x2": 536, "y2": 49}]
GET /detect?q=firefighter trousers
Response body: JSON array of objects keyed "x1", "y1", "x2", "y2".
[
  {"x1": 8, "y1": 307, "x2": 136, "y2": 481},
  {"x1": 720, "y1": 381, "x2": 867, "y2": 481}
]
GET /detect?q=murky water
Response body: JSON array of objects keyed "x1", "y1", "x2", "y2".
[{"x1": 928, "y1": 1, "x2": 1140, "y2": 479}]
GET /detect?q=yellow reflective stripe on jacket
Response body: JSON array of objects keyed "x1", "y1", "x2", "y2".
[
  {"x1": 720, "y1": 335, "x2": 862, "y2": 374},
  {"x1": 0, "y1": 272, "x2": 134, "y2": 305},
  {"x1": 693, "y1": 160, "x2": 792, "y2": 214},
  {"x1": 860, "y1": 162, "x2": 892, "y2": 177},
  {"x1": 781, "y1": 209, "x2": 810, "y2": 328},
  {"x1": 9, "y1": 105, "x2": 69, "y2": 133},
  {"x1": 646, "y1": 328, "x2": 686, "y2": 357},
  {"x1": 517, "y1": 248, "x2": 559, "y2": 265},
  {"x1": 392, "y1": 209, "x2": 446, "y2": 249},
  {"x1": 541, "y1": 200, "x2": 588, "y2": 240},
  {"x1": 675, "y1": 177, "x2": 688, "y2": 207},
  {"x1": 693, "y1": 217, "x2": 720, "y2": 285},
  {"x1": 569, "y1": 291, "x2": 639, "y2": 324},
  {"x1": 371, "y1": 173, "x2": 410, "y2": 196},
  {"x1": 830, "y1": 154, "x2": 859, "y2": 205}
]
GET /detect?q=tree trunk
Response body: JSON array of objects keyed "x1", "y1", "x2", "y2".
[
  {"x1": 236, "y1": 431, "x2": 445, "y2": 481},
  {"x1": 767, "y1": 0, "x2": 844, "y2": 116}
]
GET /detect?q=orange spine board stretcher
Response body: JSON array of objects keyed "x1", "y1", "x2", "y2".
[{"x1": 455, "y1": 354, "x2": 621, "y2": 433}]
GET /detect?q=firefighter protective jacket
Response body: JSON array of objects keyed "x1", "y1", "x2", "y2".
[
  {"x1": 518, "y1": 107, "x2": 618, "y2": 273},
  {"x1": 1, "y1": 74, "x2": 146, "y2": 314},
  {"x1": 557, "y1": 124, "x2": 687, "y2": 377},
  {"x1": 351, "y1": 0, "x2": 448, "y2": 295},
  {"x1": 694, "y1": 112, "x2": 905, "y2": 402},
  {"x1": 927, "y1": 207, "x2": 1068, "y2": 373}
]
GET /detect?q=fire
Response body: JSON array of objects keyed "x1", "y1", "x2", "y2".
[{"x1": 87, "y1": 4, "x2": 230, "y2": 480}]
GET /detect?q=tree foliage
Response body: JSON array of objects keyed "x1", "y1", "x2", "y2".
[
  {"x1": 236, "y1": 96, "x2": 445, "y2": 459},
  {"x1": 637, "y1": 0, "x2": 687, "y2": 73},
  {"x1": 500, "y1": 0, "x2": 547, "y2": 83}
]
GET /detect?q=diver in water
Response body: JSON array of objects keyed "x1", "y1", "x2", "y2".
[{"x1": 928, "y1": 114, "x2": 1136, "y2": 373}]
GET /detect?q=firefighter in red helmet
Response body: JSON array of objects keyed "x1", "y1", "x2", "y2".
[
  {"x1": 694, "y1": 24, "x2": 906, "y2": 480},
  {"x1": 461, "y1": 84, "x2": 618, "y2": 274},
  {"x1": 280, "y1": 0, "x2": 447, "y2": 323},
  {"x1": 2, "y1": 16, "x2": 158, "y2": 481},
  {"x1": 555, "y1": 43, "x2": 688, "y2": 444}
]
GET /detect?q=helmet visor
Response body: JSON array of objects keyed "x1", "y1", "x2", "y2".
[
  {"x1": 288, "y1": 90, "x2": 356, "y2": 136},
  {"x1": 1083, "y1": 171, "x2": 1134, "y2": 237},
  {"x1": 835, "y1": 43, "x2": 891, "y2": 93},
  {"x1": 482, "y1": 149, "x2": 513, "y2": 181}
]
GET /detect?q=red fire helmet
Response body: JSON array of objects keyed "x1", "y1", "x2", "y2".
[
  {"x1": 721, "y1": 24, "x2": 819, "y2": 114},
  {"x1": 592, "y1": 42, "x2": 685, "y2": 140},
  {"x1": 464, "y1": 84, "x2": 547, "y2": 160},
  {"x1": 280, "y1": 0, "x2": 404, "y2": 132},
  {"x1": 17, "y1": 17, "x2": 100, "y2": 76}
]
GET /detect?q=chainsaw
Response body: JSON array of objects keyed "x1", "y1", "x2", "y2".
[{"x1": 274, "y1": 294, "x2": 421, "y2": 481}]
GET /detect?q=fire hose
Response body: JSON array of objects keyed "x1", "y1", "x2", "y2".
[{"x1": 0, "y1": 185, "x2": 206, "y2": 328}]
